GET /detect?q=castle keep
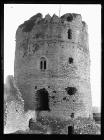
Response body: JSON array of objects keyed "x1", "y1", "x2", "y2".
[{"x1": 14, "y1": 13, "x2": 92, "y2": 120}]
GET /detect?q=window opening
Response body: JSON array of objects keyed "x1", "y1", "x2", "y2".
[
  {"x1": 69, "y1": 57, "x2": 73, "y2": 64},
  {"x1": 68, "y1": 29, "x2": 72, "y2": 39},
  {"x1": 40, "y1": 57, "x2": 47, "y2": 71}
]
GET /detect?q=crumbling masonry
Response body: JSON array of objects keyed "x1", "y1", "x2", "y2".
[{"x1": 14, "y1": 13, "x2": 92, "y2": 120}]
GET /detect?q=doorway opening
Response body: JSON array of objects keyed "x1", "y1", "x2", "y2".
[
  {"x1": 36, "y1": 88, "x2": 50, "y2": 111},
  {"x1": 68, "y1": 125, "x2": 74, "y2": 134}
]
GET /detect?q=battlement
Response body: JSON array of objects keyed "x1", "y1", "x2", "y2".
[
  {"x1": 16, "y1": 13, "x2": 88, "y2": 53},
  {"x1": 18, "y1": 13, "x2": 86, "y2": 33}
]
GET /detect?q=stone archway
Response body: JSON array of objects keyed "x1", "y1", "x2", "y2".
[{"x1": 35, "y1": 88, "x2": 50, "y2": 111}]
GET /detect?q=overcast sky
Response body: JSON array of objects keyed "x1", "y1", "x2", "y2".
[{"x1": 4, "y1": 4, "x2": 101, "y2": 108}]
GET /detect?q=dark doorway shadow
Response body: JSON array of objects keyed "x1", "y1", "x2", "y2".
[
  {"x1": 36, "y1": 88, "x2": 50, "y2": 111},
  {"x1": 68, "y1": 126, "x2": 74, "y2": 134}
]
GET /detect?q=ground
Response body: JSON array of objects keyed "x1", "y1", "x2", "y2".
[{"x1": 11, "y1": 116, "x2": 101, "y2": 134}]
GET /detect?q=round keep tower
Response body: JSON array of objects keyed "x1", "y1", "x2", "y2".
[{"x1": 14, "y1": 13, "x2": 92, "y2": 120}]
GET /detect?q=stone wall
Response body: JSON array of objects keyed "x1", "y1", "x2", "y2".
[
  {"x1": 14, "y1": 13, "x2": 92, "y2": 120},
  {"x1": 4, "y1": 75, "x2": 36, "y2": 133}
]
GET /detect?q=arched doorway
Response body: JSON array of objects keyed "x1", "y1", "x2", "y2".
[{"x1": 35, "y1": 88, "x2": 50, "y2": 111}]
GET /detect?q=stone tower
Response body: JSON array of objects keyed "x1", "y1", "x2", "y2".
[{"x1": 14, "y1": 13, "x2": 92, "y2": 120}]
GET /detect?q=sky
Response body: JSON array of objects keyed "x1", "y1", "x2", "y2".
[{"x1": 4, "y1": 4, "x2": 101, "y2": 108}]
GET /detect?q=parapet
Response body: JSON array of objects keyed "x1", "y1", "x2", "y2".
[{"x1": 18, "y1": 13, "x2": 86, "y2": 33}]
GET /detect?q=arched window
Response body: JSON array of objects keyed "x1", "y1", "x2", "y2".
[{"x1": 40, "y1": 57, "x2": 47, "y2": 71}]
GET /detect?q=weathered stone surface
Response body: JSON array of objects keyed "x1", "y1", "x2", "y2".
[
  {"x1": 14, "y1": 13, "x2": 92, "y2": 120},
  {"x1": 4, "y1": 75, "x2": 24, "y2": 103},
  {"x1": 4, "y1": 75, "x2": 37, "y2": 134},
  {"x1": 44, "y1": 14, "x2": 51, "y2": 23}
]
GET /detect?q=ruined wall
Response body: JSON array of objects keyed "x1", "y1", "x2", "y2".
[
  {"x1": 14, "y1": 13, "x2": 92, "y2": 120},
  {"x1": 4, "y1": 75, "x2": 37, "y2": 133}
]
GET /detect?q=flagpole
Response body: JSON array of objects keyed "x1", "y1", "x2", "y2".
[{"x1": 59, "y1": 5, "x2": 61, "y2": 17}]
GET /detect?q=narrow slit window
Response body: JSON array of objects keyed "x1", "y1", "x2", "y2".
[
  {"x1": 68, "y1": 29, "x2": 72, "y2": 39},
  {"x1": 44, "y1": 60, "x2": 46, "y2": 70}
]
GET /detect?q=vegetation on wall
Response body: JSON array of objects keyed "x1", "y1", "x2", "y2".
[{"x1": 19, "y1": 13, "x2": 42, "y2": 32}]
